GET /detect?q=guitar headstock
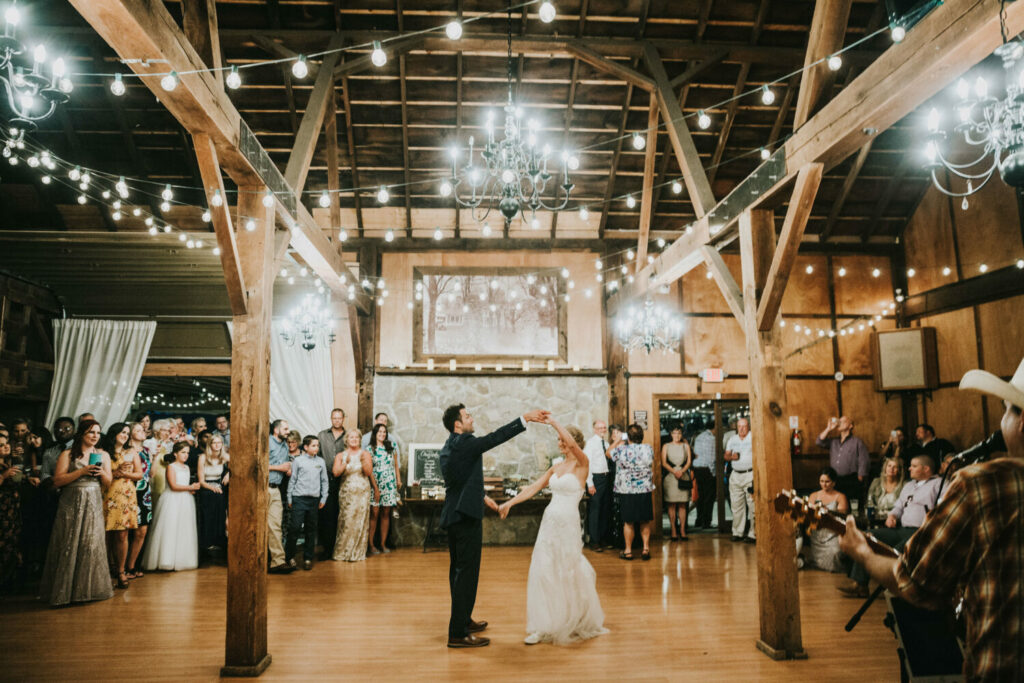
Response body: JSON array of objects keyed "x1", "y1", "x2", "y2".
[{"x1": 772, "y1": 489, "x2": 843, "y2": 531}]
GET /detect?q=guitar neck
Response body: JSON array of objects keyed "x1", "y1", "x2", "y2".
[{"x1": 774, "y1": 491, "x2": 900, "y2": 559}]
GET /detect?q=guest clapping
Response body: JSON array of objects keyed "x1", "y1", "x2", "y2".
[
  {"x1": 368, "y1": 423, "x2": 401, "y2": 555},
  {"x1": 142, "y1": 441, "x2": 198, "y2": 571},
  {"x1": 608, "y1": 424, "x2": 656, "y2": 561},
  {"x1": 102, "y1": 423, "x2": 141, "y2": 589},
  {"x1": 333, "y1": 430, "x2": 379, "y2": 562},
  {"x1": 40, "y1": 420, "x2": 114, "y2": 606}
]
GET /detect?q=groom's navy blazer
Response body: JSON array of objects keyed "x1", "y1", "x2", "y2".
[{"x1": 439, "y1": 418, "x2": 526, "y2": 528}]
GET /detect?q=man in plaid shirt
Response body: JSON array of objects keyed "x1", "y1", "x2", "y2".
[{"x1": 840, "y1": 357, "x2": 1024, "y2": 682}]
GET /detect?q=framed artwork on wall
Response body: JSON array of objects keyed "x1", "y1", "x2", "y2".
[
  {"x1": 407, "y1": 443, "x2": 445, "y2": 487},
  {"x1": 412, "y1": 266, "x2": 568, "y2": 362}
]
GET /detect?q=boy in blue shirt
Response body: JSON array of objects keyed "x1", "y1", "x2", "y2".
[{"x1": 287, "y1": 436, "x2": 329, "y2": 570}]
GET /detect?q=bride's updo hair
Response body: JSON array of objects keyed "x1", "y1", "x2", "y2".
[{"x1": 565, "y1": 425, "x2": 585, "y2": 449}]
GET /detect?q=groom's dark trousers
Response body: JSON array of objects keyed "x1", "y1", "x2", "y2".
[{"x1": 440, "y1": 417, "x2": 526, "y2": 639}]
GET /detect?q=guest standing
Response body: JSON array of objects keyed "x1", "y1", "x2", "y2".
[
  {"x1": 317, "y1": 408, "x2": 347, "y2": 560},
  {"x1": 368, "y1": 423, "x2": 401, "y2": 555},
  {"x1": 212, "y1": 414, "x2": 231, "y2": 453},
  {"x1": 661, "y1": 425, "x2": 693, "y2": 541},
  {"x1": 287, "y1": 436, "x2": 329, "y2": 570},
  {"x1": 816, "y1": 416, "x2": 870, "y2": 508},
  {"x1": 582, "y1": 420, "x2": 610, "y2": 552},
  {"x1": 608, "y1": 424, "x2": 656, "y2": 561},
  {"x1": 144, "y1": 419, "x2": 174, "y2": 509},
  {"x1": 39, "y1": 419, "x2": 114, "y2": 607},
  {"x1": 725, "y1": 417, "x2": 755, "y2": 542},
  {"x1": 333, "y1": 430, "x2": 379, "y2": 562},
  {"x1": 691, "y1": 421, "x2": 717, "y2": 529},
  {"x1": 0, "y1": 434, "x2": 22, "y2": 591},
  {"x1": 267, "y1": 420, "x2": 293, "y2": 574},
  {"x1": 142, "y1": 442, "x2": 199, "y2": 571},
  {"x1": 197, "y1": 433, "x2": 229, "y2": 555},
  {"x1": 865, "y1": 456, "x2": 905, "y2": 522},
  {"x1": 102, "y1": 423, "x2": 140, "y2": 589},
  {"x1": 126, "y1": 422, "x2": 151, "y2": 579}
]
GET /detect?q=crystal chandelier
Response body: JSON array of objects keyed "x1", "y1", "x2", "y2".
[
  {"x1": 280, "y1": 294, "x2": 336, "y2": 351},
  {"x1": 443, "y1": 1, "x2": 574, "y2": 225},
  {"x1": 0, "y1": 3, "x2": 73, "y2": 131},
  {"x1": 923, "y1": 4, "x2": 1024, "y2": 205},
  {"x1": 614, "y1": 299, "x2": 684, "y2": 354}
]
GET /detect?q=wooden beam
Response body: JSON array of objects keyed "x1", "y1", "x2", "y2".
[
  {"x1": 668, "y1": 48, "x2": 728, "y2": 89},
  {"x1": 636, "y1": 93, "x2": 659, "y2": 265},
  {"x1": 598, "y1": 79, "x2": 635, "y2": 239},
  {"x1": 820, "y1": 139, "x2": 873, "y2": 241},
  {"x1": 755, "y1": 163, "x2": 823, "y2": 331},
  {"x1": 222, "y1": 185, "x2": 274, "y2": 677},
  {"x1": 399, "y1": 50, "x2": 413, "y2": 237},
  {"x1": 904, "y1": 263, "x2": 1024, "y2": 319},
  {"x1": 738, "y1": 208, "x2": 804, "y2": 660},
  {"x1": 338, "y1": 69, "x2": 364, "y2": 237},
  {"x1": 284, "y1": 34, "x2": 346, "y2": 194},
  {"x1": 793, "y1": 0, "x2": 853, "y2": 129},
  {"x1": 143, "y1": 362, "x2": 230, "y2": 377},
  {"x1": 193, "y1": 133, "x2": 247, "y2": 316},
  {"x1": 565, "y1": 41, "x2": 655, "y2": 90},
  {"x1": 767, "y1": 75, "x2": 798, "y2": 148},
  {"x1": 332, "y1": 35, "x2": 425, "y2": 79},
  {"x1": 182, "y1": 0, "x2": 224, "y2": 91},
  {"x1": 642, "y1": 42, "x2": 715, "y2": 218},
  {"x1": 324, "y1": 88, "x2": 343, "y2": 235},
  {"x1": 700, "y1": 245, "x2": 744, "y2": 326}
]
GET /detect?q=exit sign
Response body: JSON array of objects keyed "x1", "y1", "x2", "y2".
[{"x1": 702, "y1": 368, "x2": 724, "y2": 383}]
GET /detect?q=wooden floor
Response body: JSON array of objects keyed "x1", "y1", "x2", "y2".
[{"x1": 0, "y1": 535, "x2": 899, "y2": 681}]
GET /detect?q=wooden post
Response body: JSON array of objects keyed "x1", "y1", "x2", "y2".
[
  {"x1": 739, "y1": 209, "x2": 804, "y2": 660},
  {"x1": 222, "y1": 186, "x2": 275, "y2": 677}
]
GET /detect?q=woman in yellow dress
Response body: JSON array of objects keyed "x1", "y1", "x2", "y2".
[{"x1": 103, "y1": 422, "x2": 140, "y2": 588}]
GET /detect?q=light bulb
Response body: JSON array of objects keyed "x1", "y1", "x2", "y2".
[
  {"x1": 77, "y1": 194, "x2": 87, "y2": 205},
  {"x1": 760, "y1": 147, "x2": 770, "y2": 160},
  {"x1": 201, "y1": 210, "x2": 211, "y2": 223},
  {"x1": 4, "y1": 6, "x2": 20, "y2": 26},
  {"x1": 531, "y1": 218, "x2": 540, "y2": 230},
  {"x1": 872, "y1": 268, "x2": 881, "y2": 278},
  {"x1": 632, "y1": 132, "x2": 645, "y2": 150},
  {"x1": 211, "y1": 190, "x2": 223, "y2": 207},
  {"x1": 626, "y1": 249, "x2": 635, "y2": 261},
  {"x1": 579, "y1": 206, "x2": 589, "y2": 220},
  {"x1": 942, "y1": 266, "x2": 952, "y2": 276},
  {"x1": 161, "y1": 71, "x2": 178, "y2": 91},
  {"x1": 371, "y1": 41, "x2": 387, "y2": 67},
  {"x1": 213, "y1": 246, "x2": 221, "y2": 256},
  {"x1": 501, "y1": 168, "x2": 516, "y2": 184},
  {"x1": 926, "y1": 108, "x2": 940, "y2": 132},
  {"x1": 956, "y1": 79, "x2": 970, "y2": 100},
  {"x1": 163, "y1": 225, "x2": 171, "y2": 233},
  {"x1": 568, "y1": 154, "x2": 579, "y2": 170},
  {"x1": 697, "y1": 110, "x2": 711, "y2": 129},
  {"x1": 439, "y1": 179, "x2": 452, "y2": 197},
  {"x1": 446, "y1": 20, "x2": 462, "y2": 40},
  {"x1": 891, "y1": 24, "x2": 906, "y2": 42},
  {"x1": 838, "y1": 267, "x2": 847, "y2": 277},
  {"x1": 41, "y1": 175, "x2": 51, "y2": 184},
  {"x1": 1016, "y1": 259, "x2": 1024, "y2": 269},
  {"x1": 245, "y1": 219, "x2": 256, "y2": 231},
  {"x1": 671, "y1": 180, "x2": 682, "y2": 194},
  {"x1": 657, "y1": 238, "x2": 665, "y2": 248},
  {"x1": 385, "y1": 229, "x2": 394, "y2": 242},
  {"x1": 33, "y1": 44, "x2": 46, "y2": 63},
  {"x1": 263, "y1": 189, "x2": 274, "y2": 207},
  {"x1": 979, "y1": 263, "x2": 988, "y2": 273},
  {"x1": 974, "y1": 76, "x2": 988, "y2": 99},
  {"x1": 148, "y1": 226, "x2": 157, "y2": 235},
  {"x1": 226, "y1": 65, "x2": 241, "y2": 90},
  {"x1": 907, "y1": 268, "x2": 916, "y2": 277},
  {"x1": 377, "y1": 186, "x2": 389, "y2": 203},
  {"x1": 292, "y1": 55, "x2": 308, "y2": 79},
  {"x1": 69, "y1": 166, "x2": 81, "y2": 181},
  {"x1": 433, "y1": 227, "x2": 443, "y2": 241},
  {"x1": 482, "y1": 223, "x2": 492, "y2": 236},
  {"x1": 162, "y1": 184, "x2": 173, "y2": 201},
  {"x1": 110, "y1": 73, "x2": 126, "y2": 96},
  {"x1": 338, "y1": 229, "x2": 348, "y2": 242},
  {"x1": 805, "y1": 264, "x2": 814, "y2": 274},
  {"x1": 626, "y1": 195, "x2": 636, "y2": 209},
  {"x1": 924, "y1": 140, "x2": 937, "y2": 163},
  {"x1": 539, "y1": 1, "x2": 556, "y2": 23},
  {"x1": 112, "y1": 210, "x2": 122, "y2": 221},
  {"x1": 160, "y1": 201, "x2": 171, "y2": 213},
  {"x1": 827, "y1": 54, "x2": 842, "y2": 71},
  {"x1": 760, "y1": 85, "x2": 775, "y2": 105},
  {"x1": 301, "y1": 268, "x2": 309, "y2": 277},
  {"x1": 319, "y1": 191, "x2": 330, "y2": 208}
]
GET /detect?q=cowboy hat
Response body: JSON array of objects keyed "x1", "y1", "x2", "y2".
[{"x1": 959, "y1": 357, "x2": 1024, "y2": 410}]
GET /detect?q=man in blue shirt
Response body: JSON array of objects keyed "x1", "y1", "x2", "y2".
[{"x1": 268, "y1": 419, "x2": 293, "y2": 574}]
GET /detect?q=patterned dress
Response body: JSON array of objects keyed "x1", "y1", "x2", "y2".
[
  {"x1": 370, "y1": 446, "x2": 398, "y2": 507},
  {"x1": 0, "y1": 465, "x2": 22, "y2": 588},
  {"x1": 136, "y1": 446, "x2": 153, "y2": 526},
  {"x1": 104, "y1": 450, "x2": 139, "y2": 531},
  {"x1": 333, "y1": 451, "x2": 372, "y2": 562}
]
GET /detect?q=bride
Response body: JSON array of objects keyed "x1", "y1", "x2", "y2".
[{"x1": 499, "y1": 417, "x2": 608, "y2": 645}]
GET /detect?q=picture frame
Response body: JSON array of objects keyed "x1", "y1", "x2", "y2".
[{"x1": 408, "y1": 443, "x2": 446, "y2": 487}]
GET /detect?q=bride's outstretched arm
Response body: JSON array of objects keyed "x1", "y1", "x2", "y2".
[
  {"x1": 545, "y1": 418, "x2": 585, "y2": 466},
  {"x1": 499, "y1": 467, "x2": 554, "y2": 519}
]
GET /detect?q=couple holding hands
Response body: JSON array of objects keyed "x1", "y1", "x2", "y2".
[{"x1": 440, "y1": 404, "x2": 608, "y2": 648}]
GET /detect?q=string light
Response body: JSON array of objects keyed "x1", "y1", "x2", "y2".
[
  {"x1": 292, "y1": 55, "x2": 309, "y2": 79},
  {"x1": 697, "y1": 111, "x2": 711, "y2": 129},
  {"x1": 760, "y1": 85, "x2": 775, "y2": 105},
  {"x1": 377, "y1": 185, "x2": 390, "y2": 203},
  {"x1": 160, "y1": 71, "x2": 178, "y2": 91},
  {"x1": 827, "y1": 54, "x2": 842, "y2": 71},
  {"x1": 626, "y1": 194, "x2": 636, "y2": 209},
  {"x1": 631, "y1": 132, "x2": 645, "y2": 150},
  {"x1": 671, "y1": 180, "x2": 682, "y2": 194},
  {"x1": 371, "y1": 41, "x2": 387, "y2": 67},
  {"x1": 110, "y1": 73, "x2": 125, "y2": 96},
  {"x1": 446, "y1": 21, "x2": 463, "y2": 40},
  {"x1": 226, "y1": 65, "x2": 242, "y2": 90},
  {"x1": 539, "y1": 2, "x2": 557, "y2": 23}
]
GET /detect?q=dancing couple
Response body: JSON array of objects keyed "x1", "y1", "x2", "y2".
[{"x1": 440, "y1": 403, "x2": 608, "y2": 648}]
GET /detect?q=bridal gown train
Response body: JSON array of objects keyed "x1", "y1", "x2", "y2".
[{"x1": 525, "y1": 472, "x2": 609, "y2": 645}]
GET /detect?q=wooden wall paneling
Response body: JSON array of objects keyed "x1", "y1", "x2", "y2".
[
  {"x1": 927, "y1": 386, "x2": 985, "y2": 450},
  {"x1": 902, "y1": 187, "x2": 957, "y2": 295},
  {"x1": 917, "y1": 307, "x2": 978, "y2": 384},
  {"x1": 682, "y1": 316, "x2": 748, "y2": 378},
  {"x1": 681, "y1": 253, "x2": 742, "y2": 314},
  {"x1": 838, "y1": 317, "x2": 896, "y2": 375},
  {"x1": 837, "y1": 379, "x2": 904, "y2": 455},
  {"x1": 330, "y1": 300, "x2": 359, "y2": 425},
  {"x1": 780, "y1": 318, "x2": 835, "y2": 376},
  {"x1": 976, "y1": 294, "x2": 1024, "y2": 376},
  {"x1": 779, "y1": 254, "x2": 830, "y2": 315},
  {"x1": 832, "y1": 254, "x2": 897, "y2": 315},
  {"x1": 148, "y1": 322, "x2": 232, "y2": 358},
  {"x1": 626, "y1": 376, "x2": 699, "y2": 443},
  {"x1": 628, "y1": 286, "x2": 683, "y2": 374},
  {"x1": 785, "y1": 378, "x2": 840, "y2": 455},
  {"x1": 954, "y1": 180, "x2": 1023, "y2": 274}
]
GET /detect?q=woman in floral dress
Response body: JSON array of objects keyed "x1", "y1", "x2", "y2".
[
  {"x1": 367, "y1": 423, "x2": 400, "y2": 555},
  {"x1": 608, "y1": 424, "x2": 656, "y2": 561},
  {"x1": 103, "y1": 423, "x2": 140, "y2": 588},
  {"x1": 0, "y1": 434, "x2": 22, "y2": 591}
]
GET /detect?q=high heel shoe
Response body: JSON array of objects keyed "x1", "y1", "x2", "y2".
[{"x1": 116, "y1": 572, "x2": 130, "y2": 589}]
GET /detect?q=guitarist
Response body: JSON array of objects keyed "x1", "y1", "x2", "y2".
[{"x1": 839, "y1": 357, "x2": 1024, "y2": 682}]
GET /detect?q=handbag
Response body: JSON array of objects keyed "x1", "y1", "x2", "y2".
[{"x1": 677, "y1": 469, "x2": 693, "y2": 491}]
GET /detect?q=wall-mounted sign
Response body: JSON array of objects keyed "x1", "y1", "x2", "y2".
[
  {"x1": 702, "y1": 368, "x2": 725, "y2": 383},
  {"x1": 633, "y1": 410, "x2": 648, "y2": 430}
]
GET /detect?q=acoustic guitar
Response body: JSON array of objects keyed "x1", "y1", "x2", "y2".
[{"x1": 772, "y1": 489, "x2": 899, "y2": 558}]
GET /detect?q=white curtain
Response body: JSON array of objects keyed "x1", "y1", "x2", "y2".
[
  {"x1": 45, "y1": 319, "x2": 157, "y2": 429},
  {"x1": 226, "y1": 321, "x2": 334, "y2": 436}
]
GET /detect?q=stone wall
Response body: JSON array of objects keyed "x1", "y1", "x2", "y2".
[{"x1": 374, "y1": 373, "x2": 609, "y2": 481}]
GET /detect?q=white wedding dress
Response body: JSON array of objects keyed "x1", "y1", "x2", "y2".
[{"x1": 525, "y1": 472, "x2": 608, "y2": 645}]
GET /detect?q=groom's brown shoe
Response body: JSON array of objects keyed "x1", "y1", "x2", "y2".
[
  {"x1": 447, "y1": 634, "x2": 490, "y2": 648},
  {"x1": 467, "y1": 619, "x2": 488, "y2": 633}
]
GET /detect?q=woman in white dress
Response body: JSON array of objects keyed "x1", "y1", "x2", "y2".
[
  {"x1": 499, "y1": 418, "x2": 608, "y2": 646},
  {"x1": 142, "y1": 441, "x2": 199, "y2": 571}
]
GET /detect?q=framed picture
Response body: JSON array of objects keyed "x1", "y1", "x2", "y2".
[
  {"x1": 412, "y1": 266, "x2": 568, "y2": 362},
  {"x1": 871, "y1": 328, "x2": 939, "y2": 391},
  {"x1": 408, "y1": 443, "x2": 445, "y2": 487}
]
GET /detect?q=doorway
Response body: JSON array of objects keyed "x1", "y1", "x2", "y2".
[{"x1": 655, "y1": 394, "x2": 750, "y2": 535}]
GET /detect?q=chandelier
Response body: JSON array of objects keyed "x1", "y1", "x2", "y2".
[
  {"x1": 923, "y1": 3, "x2": 1024, "y2": 205},
  {"x1": 442, "y1": 1, "x2": 574, "y2": 225},
  {"x1": 614, "y1": 299, "x2": 684, "y2": 354},
  {"x1": 0, "y1": 3, "x2": 73, "y2": 131},
  {"x1": 280, "y1": 294, "x2": 336, "y2": 351}
]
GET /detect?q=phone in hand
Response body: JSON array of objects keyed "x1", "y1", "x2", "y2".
[{"x1": 88, "y1": 452, "x2": 102, "y2": 466}]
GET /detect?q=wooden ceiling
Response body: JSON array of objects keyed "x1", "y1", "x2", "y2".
[{"x1": 0, "y1": 0, "x2": 940, "y2": 308}]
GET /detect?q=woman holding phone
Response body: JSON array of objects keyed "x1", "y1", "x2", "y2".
[{"x1": 39, "y1": 419, "x2": 114, "y2": 606}]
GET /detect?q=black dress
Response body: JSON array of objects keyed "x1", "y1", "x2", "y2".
[
  {"x1": 0, "y1": 466, "x2": 22, "y2": 588},
  {"x1": 197, "y1": 461, "x2": 228, "y2": 550}
]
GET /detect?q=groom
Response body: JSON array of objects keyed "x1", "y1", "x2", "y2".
[{"x1": 440, "y1": 403, "x2": 550, "y2": 648}]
